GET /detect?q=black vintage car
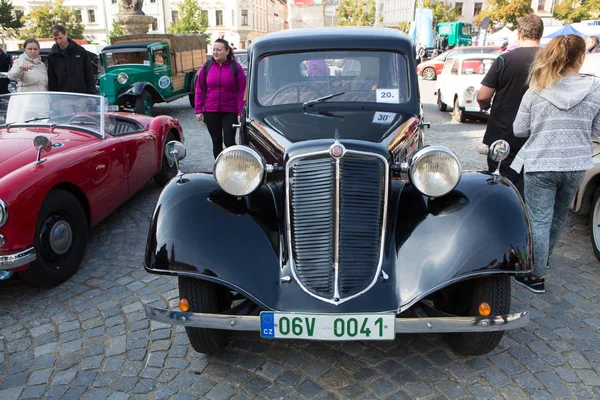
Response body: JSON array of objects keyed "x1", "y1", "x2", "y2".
[{"x1": 144, "y1": 27, "x2": 532, "y2": 356}]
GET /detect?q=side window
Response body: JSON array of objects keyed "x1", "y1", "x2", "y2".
[
  {"x1": 451, "y1": 59, "x2": 459, "y2": 75},
  {"x1": 442, "y1": 58, "x2": 454, "y2": 74}
]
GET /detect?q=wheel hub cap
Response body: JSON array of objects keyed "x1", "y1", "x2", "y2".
[{"x1": 49, "y1": 221, "x2": 73, "y2": 255}]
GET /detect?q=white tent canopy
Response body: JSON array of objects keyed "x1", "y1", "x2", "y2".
[{"x1": 487, "y1": 26, "x2": 514, "y2": 41}]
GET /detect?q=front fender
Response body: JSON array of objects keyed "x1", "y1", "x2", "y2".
[
  {"x1": 118, "y1": 82, "x2": 165, "y2": 103},
  {"x1": 145, "y1": 172, "x2": 531, "y2": 313}
]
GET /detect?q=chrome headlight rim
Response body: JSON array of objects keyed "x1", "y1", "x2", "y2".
[
  {"x1": 213, "y1": 145, "x2": 266, "y2": 196},
  {"x1": 409, "y1": 145, "x2": 462, "y2": 198},
  {"x1": 0, "y1": 199, "x2": 7, "y2": 227},
  {"x1": 465, "y1": 86, "x2": 476, "y2": 97},
  {"x1": 117, "y1": 72, "x2": 128, "y2": 85}
]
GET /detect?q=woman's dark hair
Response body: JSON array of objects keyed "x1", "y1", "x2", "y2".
[
  {"x1": 23, "y1": 38, "x2": 40, "y2": 50},
  {"x1": 214, "y1": 38, "x2": 234, "y2": 60}
]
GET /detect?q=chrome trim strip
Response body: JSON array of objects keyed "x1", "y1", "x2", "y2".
[
  {"x1": 0, "y1": 247, "x2": 36, "y2": 270},
  {"x1": 285, "y1": 144, "x2": 389, "y2": 306},
  {"x1": 332, "y1": 142, "x2": 343, "y2": 302},
  {"x1": 145, "y1": 304, "x2": 529, "y2": 333},
  {"x1": 0, "y1": 199, "x2": 7, "y2": 227}
]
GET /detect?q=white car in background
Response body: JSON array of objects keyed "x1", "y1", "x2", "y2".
[{"x1": 435, "y1": 53, "x2": 498, "y2": 122}]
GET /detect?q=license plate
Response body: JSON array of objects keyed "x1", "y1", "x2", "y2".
[
  {"x1": 260, "y1": 312, "x2": 396, "y2": 340},
  {"x1": 107, "y1": 105, "x2": 119, "y2": 111}
]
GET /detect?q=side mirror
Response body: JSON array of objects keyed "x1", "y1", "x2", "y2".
[
  {"x1": 489, "y1": 140, "x2": 510, "y2": 176},
  {"x1": 165, "y1": 140, "x2": 187, "y2": 183},
  {"x1": 33, "y1": 135, "x2": 52, "y2": 164}
]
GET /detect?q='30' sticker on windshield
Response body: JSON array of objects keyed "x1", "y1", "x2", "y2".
[
  {"x1": 373, "y1": 112, "x2": 396, "y2": 124},
  {"x1": 376, "y1": 89, "x2": 399, "y2": 103}
]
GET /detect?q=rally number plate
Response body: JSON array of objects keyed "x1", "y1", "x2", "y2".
[{"x1": 260, "y1": 312, "x2": 395, "y2": 341}]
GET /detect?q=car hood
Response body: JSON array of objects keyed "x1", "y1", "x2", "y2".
[
  {"x1": 0, "y1": 128, "x2": 88, "y2": 178},
  {"x1": 257, "y1": 108, "x2": 413, "y2": 143}
]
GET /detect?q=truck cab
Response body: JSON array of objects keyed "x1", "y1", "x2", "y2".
[{"x1": 437, "y1": 22, "x2": 473, "y2": 48}]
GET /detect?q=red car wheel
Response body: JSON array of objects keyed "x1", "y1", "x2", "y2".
[{"x1": 422, "y1": 67, "x2": 436, "y2": 80}]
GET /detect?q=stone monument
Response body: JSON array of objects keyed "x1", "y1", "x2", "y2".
[{"x1": 116, "y1": 0, "x2": 156, "y2": 36}]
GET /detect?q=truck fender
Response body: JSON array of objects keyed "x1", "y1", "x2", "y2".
[{"x1": 118, "y1": 82, "x2": 165, "y2": 103}]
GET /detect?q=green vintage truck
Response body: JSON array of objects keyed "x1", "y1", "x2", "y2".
[{"x1": 98, "y1": 34, "x2": 207, "y2": 115}]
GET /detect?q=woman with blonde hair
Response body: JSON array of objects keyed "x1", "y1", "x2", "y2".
[
  {"x1": 7, "y1": 38, "x2": 48, "y2": 92},
  {"x1": 511, "y1": 34, "x2": 600, "y2": 293}
]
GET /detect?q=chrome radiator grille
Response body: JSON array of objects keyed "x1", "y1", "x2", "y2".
[{"x1": 287, "y1": 149, "x2": 387, "y2": 304}]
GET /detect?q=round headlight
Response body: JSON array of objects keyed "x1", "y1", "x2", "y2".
[
  {"x1": 214, "y1": 146, "x2": 265, "y2": 196},
  {"x1": 117, "y1": 73, "x2": 128, "y2": 84},
  {"x1": 465, "y1": 86, "x2": 475, "y2": 96},
  {"x1": 409, "y1": 146, "x2": 462, "y2": 197},
  {"x1": 0, "y1": 199, "x2": 7, "y2": 227}
]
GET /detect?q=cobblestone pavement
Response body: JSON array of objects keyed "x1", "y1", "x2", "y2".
[{"x1": 1, "y1": 79, "x2": 599, "y2": 400}]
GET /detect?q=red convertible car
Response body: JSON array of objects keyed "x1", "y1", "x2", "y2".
[
  {"x1": 0, "y1": 92, "x2": 183, "y2": 286},
  {"x1": 417, "y1": 46, "x2": 502, "y2": 80}
]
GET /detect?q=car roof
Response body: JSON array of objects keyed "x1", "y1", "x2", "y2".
[
  {"x1": 102, "y1": 41, "x2": 162, "y2": 51},
  {"x1": 252, "y1": 27, "x2": 413, "y2": 55}
]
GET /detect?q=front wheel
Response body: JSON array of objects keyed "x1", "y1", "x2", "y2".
[
  {"x1": 437, "y1": 90, "x2": 447, "y2": 112},
  {"x1": 154, "y1": 131, "x2": 178, "y2": 186},
  {"x1": 444, "y1": 276, "x2": 511, "y2": 355},
  {"x1": 135, "y1": 90, "x2": 153, "y2": 116},
  {"x1": 589, "y1": 187, "x2": 600, "y2": 261},
  {"x1": 178, "y1": 277, "x2": 232, "y2": 354},
  {"x1": 189, "y1": 74, "x2": 197, "y2": 108},
  {"x1": 19, "y1": 190, "x2": 88, "y2": 287}
]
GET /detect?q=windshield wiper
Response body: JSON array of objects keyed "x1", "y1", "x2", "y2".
[
  {"x1": 303, "y1": 91, "x2": 345, "y2": 109},
  {"x1": 304, "y1": 109, "x2": 344, "y2": 120},
  {"x1": 23, "y1": 116, "x2": 51, "y2": 123}
]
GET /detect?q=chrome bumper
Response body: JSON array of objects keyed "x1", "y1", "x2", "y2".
[
  {"x1": 145, "y1": 305, "x2": 529, "y2": 334},
  {"x1": 0, "y1": 247, "x2": 36, "y2": 270}
]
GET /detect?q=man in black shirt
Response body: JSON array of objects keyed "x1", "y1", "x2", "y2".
[
  {"x1": 477, "y1": 14, "x2": 544, "y2": 197},
  {"x1": 0, "y1": 47, "x2": 13, "y2": 94}
]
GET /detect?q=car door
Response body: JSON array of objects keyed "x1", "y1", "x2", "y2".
[
  {"x1": 114, "y1": 126, "x2": 158, "y2": 197},
  {"x1": 437, "y1": 58, "x2": 455, "y2": 104}
]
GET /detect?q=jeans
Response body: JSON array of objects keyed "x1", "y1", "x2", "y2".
[{"x1": 524, "y1": 171, "x2": 585, "y2": 277}]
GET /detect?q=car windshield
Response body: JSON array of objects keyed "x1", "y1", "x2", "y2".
[
  {"x1": 461, "y1": 58, "x2": 495, "y2": 75},
  {"x1": 103, "y1": 50, "x2": 151, "y2": 66},
  {"x1": 256, "y1": 50, "x2": 409, "y2": 107},
  {"x1": 0, "y1": 92, "x2": 110, "y2": 138}
]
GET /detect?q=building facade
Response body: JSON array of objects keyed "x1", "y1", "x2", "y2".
[{"x1": 5, "y1": 0, "x2": 287, "y2": 51}]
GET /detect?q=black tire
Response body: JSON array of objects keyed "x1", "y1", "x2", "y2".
[
  {"x1": 19, "y1": 190, "x2": 88, "y2": 287},
  {"x1": 437, "y1": 90, "x2": 447, "y2": 112},
  {"x1": 453, "y1": 97, "x2": 465, "y2": 123},
  {"x1": 423, "y1": 67, "x2": 437, "y2": 80},
  {"x1": 154, "y1": 131, "x2": 178, "y2": 186},
  {"x1": 445, "y1": 276, "x2": 511, "y2": 355},
  {"x1": 188, "y1": 74, "x2": 197, "y2": 108},
  {"x1": 589, "y1": 187, "x2": 600, "y2": 261},
  {"x1": 135, "y1": 90, "x2": 153, "y2": 116},
  {"x1": 178, "y1": 277, "x2": 232, "y2": 354}
]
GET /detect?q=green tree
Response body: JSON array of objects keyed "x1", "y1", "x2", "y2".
[
  {"x1": 337, "y1": 0, "x2": 377, "y2": 26},
  {"x1": 108, "y1": 18, "x2": 126, "y2": 41},
  {"x1": 168, "y1": 0, "x2": 209, "y2": 35},
  {"x1": 422, "y1": 0, "x2": 459, "y2": 28},
  {"x1": 475, "y1": 0, "x2": 532, "y2": 28},
  {"x1": 553, "y1": 0, "x2": 591, "y2": 23},
  {"x1": 0, "y1": 0, "x2": 22, "y2": 30},
  {"x1": 19, "y1": 0, "x2": 85, "y2": 39},
  {"x1": 398, "y1": 21, "x2": 411, "y2": 33}
]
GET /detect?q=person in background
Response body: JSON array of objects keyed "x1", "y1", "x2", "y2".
[
  {"x1": 0, "y1": 46, "x2": 13, "y2": 94},
  {"x1": 47, "y1": 24, "x2": 95, "y2": 95},
  {"x1": 586, "y1": 35, "x2": 600, "y2": 53},
  {"x1": 306, "y1": 59, "x2": 329, "y2": 76},
  {"x1": 195, "y1": 38, "x2": 247, "y2": 159},
  {"x1": 8, "y1": 38, "x2": 48, "y2": 92},
  {"x1": 477, "y1": 13, "x2": 544, "y2": 197},
  {"x1": 511, "y1": 35, "x2": 600, "y2": 293}
]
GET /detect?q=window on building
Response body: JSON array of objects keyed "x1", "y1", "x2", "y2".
[
  {"x1": 455, "y1": 2, "x2": 463, "y2": 16},
  {"x1": 216, "y1": 10, "x2": 223, "y2": 25},
  {"x1": 111, "y1": 0, "x2": 117, "y2": 4},
  {"x1": 150, "y1": 0, "x2": 156, "y2": 3},
  {"x1": 152, "y1": 20, "x2": 158, "y2": 30},
  {"x1": 88, "y1": 9, "x2": 95, "y2": 23},
  {"x1": 201, "y1": 10, "x2": 208, "y2": 23},
  {"x1": 242, "y1": 9, "x2": 248, "y2": 25},
  {"x1": 474, "y1": 2, "x2": 482, "y2": 15},
  {"x1": 14, "y1": 9, "x2": 23, "y2": 20},
  {"x1": 538, "y1": 0, "x2": 546, "y2": 10},
  {"x1": 74, "y1": 9, "x2": 82, "y2": 23},
  {"x1": 172, "y1": 10, "x2": 179, "y2": 23}
]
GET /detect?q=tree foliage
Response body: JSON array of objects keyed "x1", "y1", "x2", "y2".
[
  {"x1": 552, "y1": 0, "x2": 593, "y2": 23},
  {"x1": 337, "y1": 0, "x2": 376, "y2": 26},
  {"x1": 168, "y1": 0, "x2": 209, "y2": 35},
  {"x1": 422, "y1": 0, "x2": 459, "y2": 28},
  {"x1": 474, "y1": 0, "x2": 533, "y2": 28},
  {"x1": 19, "y1": 0, "x2": 85, "y2": 40},
  {"x1": 108, "y1": 19, "x2": 126, "y2": 41},
  {"x1": 0, "y1": 0, "x2": 22, "y2": 30},
  {"x1": 398, "y1": 21, "x2": 411, "y2": 33}
]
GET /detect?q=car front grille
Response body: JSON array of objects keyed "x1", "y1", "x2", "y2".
[{"x1": 287, "y1": 149, "x2": 387, "y2": 304}]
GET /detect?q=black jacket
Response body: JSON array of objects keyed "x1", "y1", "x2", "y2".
[
  {"x1": 0, "y1": 50, "x2": 12, "y2": 73},
  {"x1": 47, "y1": 38, "x2": 95, "y2": 94}
]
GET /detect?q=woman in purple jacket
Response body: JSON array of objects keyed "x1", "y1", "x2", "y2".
[{"x1": 195, "y1": 39, "x2": 247, "y2": 159}]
